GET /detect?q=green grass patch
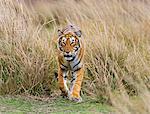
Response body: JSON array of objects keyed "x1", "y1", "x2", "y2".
[{"x1": 0, "y1": 96, "x2": 113, "y2": 114}]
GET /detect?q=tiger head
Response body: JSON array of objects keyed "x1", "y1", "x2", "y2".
[{"x1": 57, "y1": 24, "x2": 82, "y2": 61}]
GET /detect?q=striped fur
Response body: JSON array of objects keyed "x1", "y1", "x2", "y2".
[{"x1": 57, "y1": 24, "x2": 84, "y2": 102}]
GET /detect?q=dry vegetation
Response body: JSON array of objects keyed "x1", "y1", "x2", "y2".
[{"x1": 0, "y1": 0, "x2": 150, "y2": 113}]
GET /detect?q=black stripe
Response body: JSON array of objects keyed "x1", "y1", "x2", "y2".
[
  {"x1": 59, "y1": 46, "x2": 63, "y2": 51},
  {"x1": 71, "y1": 77, "x2": 76, "y2": 83},
  {"x1": 60, "y1": 64, "x2": 68, "y2": 70},
  {"x1": 58, "y1": 37, "x2": 62, "y2": 44},
  {"x1": 60, "y1": 67, "x2": 66, "y2": 71},
  {"x1": 58, "y1": 37, "x2": 64, "y2": 51},
  {"x1": 74, "y1": 67, "x2": 81, "y2": 72},
  {"x1": 73, "y1": 59, "x2": 81, "y2": 69},
  {"x1": 64, "y1": 75, "x2": 67, "y2": 79},
  {"x1": 74, "y1": 46, "x2": 79, "y2": 52},
  {"x1": 61, "y1": 64, "x2": 68, "y2": 68}
]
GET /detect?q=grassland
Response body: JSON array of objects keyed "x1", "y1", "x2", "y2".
[
  {"x1": 0, "y1": 0, "x2": 150, "y2": 113},
  {"x1": 0, "y1": 95, "x2": 112, "y2": 114}
]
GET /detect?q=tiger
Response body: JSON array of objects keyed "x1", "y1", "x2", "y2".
[{"x1": 57, "y1": 24, "x2": 84, "y2": 102}]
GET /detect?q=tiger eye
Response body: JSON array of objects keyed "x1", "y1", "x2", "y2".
[{"x1": 70, "y1": 37, "x2": 75, "y2": 44}]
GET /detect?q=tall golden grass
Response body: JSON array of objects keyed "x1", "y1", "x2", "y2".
[{"x1": 0, "y1": 0, "x2": 150, "y2": 113}]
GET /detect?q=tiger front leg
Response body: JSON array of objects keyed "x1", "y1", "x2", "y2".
[
  {"x1": 69, "y1": 68, "x2": 84, "y2": 102},
  {"x1": 58, "y1": 68, "x2": 69, "y2": 98}
]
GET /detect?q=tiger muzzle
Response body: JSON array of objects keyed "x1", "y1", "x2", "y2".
[{"x1": 64, "y1": 54, "x2": 75, "y2": 61}]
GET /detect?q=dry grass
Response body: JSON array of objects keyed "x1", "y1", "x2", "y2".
[{"x1": 0, "y1": 0, "x2": 150, "y2": 113}]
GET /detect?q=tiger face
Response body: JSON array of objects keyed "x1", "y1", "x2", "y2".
[{"x1": 58, "y1": 32, "x2": 81, "y2": 61}]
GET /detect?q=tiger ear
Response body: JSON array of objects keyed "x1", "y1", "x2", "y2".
[
  {"x1": 75, "y1": 30, "x2": 82, "y2": 37},
  {"x1": 58, "y1": 29, "x2": 63, "y2": 37}
]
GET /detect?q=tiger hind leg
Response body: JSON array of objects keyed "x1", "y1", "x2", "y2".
[{"x1": 69, "y1": 68, "x2": 84, "y2": 102}]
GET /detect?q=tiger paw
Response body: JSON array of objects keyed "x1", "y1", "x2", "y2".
[{"x1": 69, "y1": 96, "x2": 82, "y2": 103}]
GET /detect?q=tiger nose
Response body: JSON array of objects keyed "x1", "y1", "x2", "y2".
[{"x1": 65, "y1": 51, "x2": 71, "y2": 54}]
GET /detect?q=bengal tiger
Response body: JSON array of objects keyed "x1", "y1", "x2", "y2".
[{"x1": 57, "y1": 24, "x2": 84, "y2": 102}]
